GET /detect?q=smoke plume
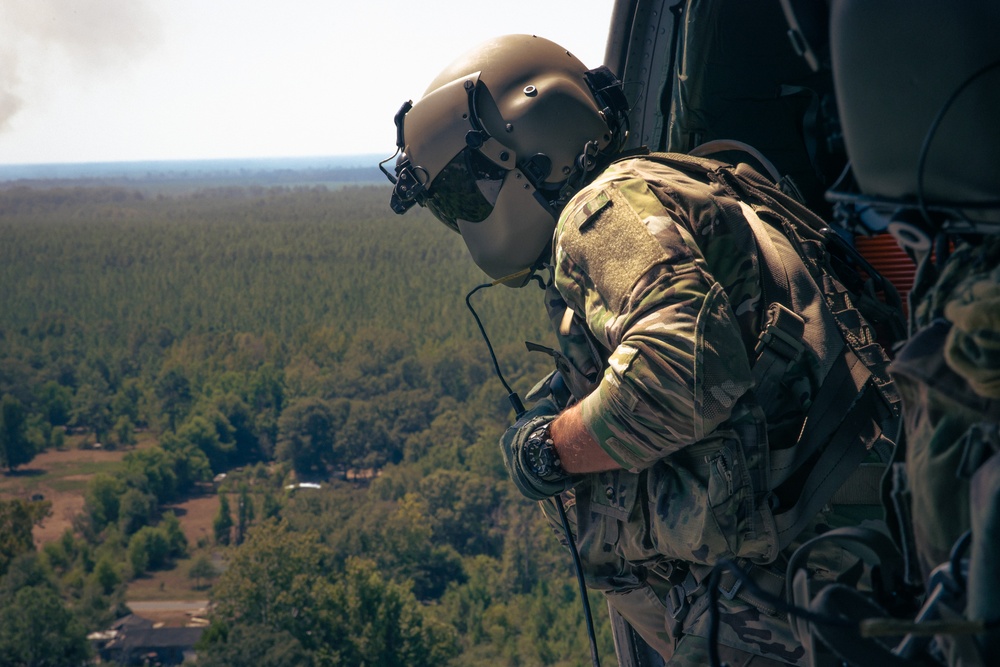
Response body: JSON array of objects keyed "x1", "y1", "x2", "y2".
[{"x1": 0, "y1": 0, "x2": 161, "y2": 132}]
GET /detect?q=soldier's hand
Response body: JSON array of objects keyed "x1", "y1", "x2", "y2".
[{"x1": 499, "y1": 398, "x2": 577, "y2": 500}]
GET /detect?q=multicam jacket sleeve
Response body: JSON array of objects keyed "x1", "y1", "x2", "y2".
[{"x1": 551, "y1": 158, "x2": 760, "y2": 471}]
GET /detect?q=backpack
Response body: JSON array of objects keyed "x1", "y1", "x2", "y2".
[{"x1": 638, "y1": 152, "x2": 903, "y2": 548}]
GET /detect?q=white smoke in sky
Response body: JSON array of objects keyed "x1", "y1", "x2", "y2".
[
  {"x1": 0, "y1": 48, "x2": 20, "y2": 133},
  {"x1": 0, "y1": 0, "x2": 161, "y2": 132}
]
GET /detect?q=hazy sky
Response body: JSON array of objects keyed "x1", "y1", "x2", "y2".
[{"x1": 0, "y1": 0, "x2": 615, "y2": 165}]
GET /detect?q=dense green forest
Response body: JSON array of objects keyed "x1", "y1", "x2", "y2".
[{"x1": 0, "y1": 180, "x2": 617, "y2": 665}]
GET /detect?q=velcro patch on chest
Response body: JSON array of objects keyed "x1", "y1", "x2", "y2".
[{"x1": 560, "y1": 183, "x2": 671, "y2": 312}]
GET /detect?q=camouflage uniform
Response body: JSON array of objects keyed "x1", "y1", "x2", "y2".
[
  {"x1": 890, "y1": 236, "x2": 1000, "y2": 581},
  {"x1": 886, "y1": 236, "x2": 1000, "y2": 663},
  {"x1": 538, "y1": 156, "x2": 876, "y2": 665}
]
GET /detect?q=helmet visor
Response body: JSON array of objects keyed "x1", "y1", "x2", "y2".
[{"x1": 426, "y1": 148, "x2": 507, "y2": 231}]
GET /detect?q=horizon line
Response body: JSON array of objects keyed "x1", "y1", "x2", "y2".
[{"x1": 0, "y1": 152, "x2": 388, "y2": 169}]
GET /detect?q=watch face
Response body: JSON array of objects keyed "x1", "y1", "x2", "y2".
[{"x1": 526, "y1": 427, "x2": 559, "y2": 479}]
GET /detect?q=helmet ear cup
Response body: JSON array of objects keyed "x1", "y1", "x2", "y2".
[{"x1": 456, "y1": 168, "x2": 556, "y2": 284}]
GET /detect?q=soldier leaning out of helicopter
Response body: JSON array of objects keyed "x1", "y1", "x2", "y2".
[{"x1": 383, "y1": 34, "x2": 901, "y2": 666}]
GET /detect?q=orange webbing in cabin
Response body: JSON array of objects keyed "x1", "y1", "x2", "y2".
[{"x1": 854, "y1": 233, "x2": 918, "y2": 317}]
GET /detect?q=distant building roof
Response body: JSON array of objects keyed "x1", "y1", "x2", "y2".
[
  {"x1": 98, "y1": 622, "x2": 205, "y2": 667},
  {"x1": 110, "y1": 626, "x2": 204, "y2": 649},
  {"x1": 285, "y1": 482, "x2": 322, "y2": 490},
  {"x1": 111, "y1": 614, "x2": 155, "y2": 631}
]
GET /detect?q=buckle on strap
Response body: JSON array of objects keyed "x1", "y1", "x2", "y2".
[
  {"x1": 664, "y1": 566, "x2": 703, "y2": 621},
  {"x1": 717, "y1": 570, "x2": 744, "y2": 601},
  {"x1": 695, "y1": 561, "x2": 786, "y2": 617},
  {"x1": 754, "y1": 302, "x2": 806, "y2": 363},
  {"x1": 666, "y1": 584, "x2": 689, "y2": 622}
]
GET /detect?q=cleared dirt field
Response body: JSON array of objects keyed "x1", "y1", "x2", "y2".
[
  {"x1": 0, "y1": 445, "x2": 129, "y2": 546},
  {"x1": 164, "y1": 494, "x2": 223, "y2": 548},
  {"x1": 0, "y1": 442, "x2": 227, "y2": 616}
]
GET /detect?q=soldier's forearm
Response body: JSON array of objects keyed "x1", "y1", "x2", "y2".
[{"x1": 549, "y1": 403, "x2": 621, "y2": 474}]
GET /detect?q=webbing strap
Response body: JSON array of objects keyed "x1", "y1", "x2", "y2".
[
  {"x1": 774, "y1": 392, "x2": 887, "y2": 548},
  {"x1": 737, "y1": 200, "x2": 791, "y2": 315},
  {"x1": 736, "y1": 198, "x2": 811, "y2": 412},
  {"x1": 687, "y1": 560, "x2": 787, "y2": 619},
  {"x1": 830, "y1": 463, "x2": 885, "y2": 505},
  {"x1": 769, "y1": 347, "x2": 868, "y2": 487},
  {"x1": 636, "y1": 152, "x2": 829, "y2": 239},
  {"x1": 687, "y1": 139, "x2": 784, "y2": 183}
]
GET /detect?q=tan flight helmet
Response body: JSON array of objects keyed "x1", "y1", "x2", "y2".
[{"x1": 383, "y1": 34, "x2": 629, "y2": 285}]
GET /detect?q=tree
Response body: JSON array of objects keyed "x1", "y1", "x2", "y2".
[
  {"x1": 71, "y1": 383, "x2": 113, "y2": 446},
  {"x1": 375, "y1": 493, "x2": 464, "y2": 601},
  {"x1": 212, "y1": 393, "x2": 262, "y2": 465},
  {"x1": 334, "y1": 557, "x2": 460, "y2": 666},
  {"x1": 210, "y1": 520, "x2": 327, "y2": 632},
  {"x1": 159, "y1": 436, "x2": 213, "y2": 494},
  {"x1": 111, "y1": 377, "x2": 146, "y2": 428},
  {"x1": 122, "y1": 446, "x2": 179, "y2": 503},
  {"x1": 188, "y1": 554, "x2": 218, "y2": 590},
  {"x1": 214, "y1": 494, "x2": 234, "y2": 546},
  {"x1": 177, "y1": 412, "x2": 235, "y2": 474},
  {"x1": 500, "y1": 500, "x2": 559, "y2": 595},
  {"x1": 427, "y1": 338, "x2": 490, "y2": 400},
  {"x1": 161, "y1": 511, "x2": 189, "y2": 558},
  {"x1": 259, "y1": 490, "x2": 281, "y2": 521},
  {"x1": 92, "y1": 555, "x2": 122, "y2": 595},
  {"x1": 83, "y1": 473, "x2": 125, "y2": 533},
  {"x1": 112, "y1": 415, "x2": 136, "y2": 448},
  {"x1": 418, "y1": 469, "x2": 504, "y2": 556},
  {"x1": 36, "y1": 381, "x2": 72, "y2": 427},
  {"x1": 0, "y1": 499, "x2": 50, "y2": 576},
  {"x1": 127, "y1": 526, "x2": 170, "y2": 576},
  {"x1": 197, "y1": 623, "x2": 312, "y2": 667},
  {"x1": 0, "y1": 394, "x2": 34, "y2": 472},
  {"x1": 24, "y1": 414, "x2": 61, "y2": 455},
  {"x1": 0, "y1": 586, "x2": 91, "y2": 666},
  {"x1": 206, "y1": 521, "x2": 458, "y2": 666},
  {"x1": 235, "y1": 484, "x2": 255, "y2": 546},
  {"x1": 156, "y1": 367, "x2": 192, "y2": 432},
  {"x1": 117, "y1": 488, "x2": 155, "y2": 537},
  {"x1": 275, "y1": 397, "x2": 345, "y2": 475},
  {"x1": 247, "y1": 364, "x2": 284, "y2": 451},
  {"x1": 334, "y1": 400, "x2": 393, "y2": 472}
]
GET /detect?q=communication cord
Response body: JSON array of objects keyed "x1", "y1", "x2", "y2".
[{"x1": 466, "y1": 282, "x2": 602, "y2": 667}]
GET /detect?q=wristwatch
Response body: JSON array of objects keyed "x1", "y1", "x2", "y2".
[{"x1": 521, "y1": 421, "x2": 567, "y2": 482}]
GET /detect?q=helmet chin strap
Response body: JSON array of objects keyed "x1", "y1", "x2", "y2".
[
  {"x1": 491, "y1": 264, "x2": 549, "y2": 290},
  {"x1": 491, "y1": 267, "x2": 534, "y2": 286}
]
